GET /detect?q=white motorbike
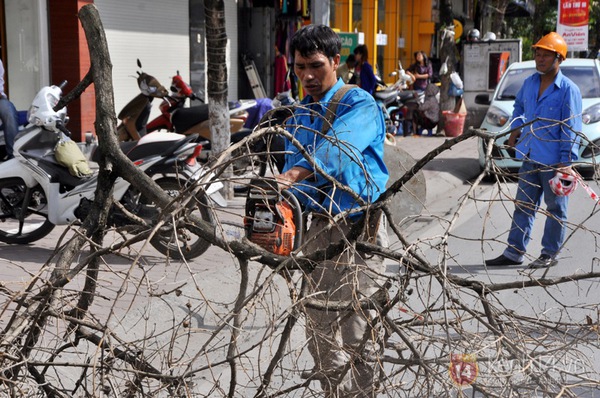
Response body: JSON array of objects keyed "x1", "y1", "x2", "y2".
[{"x1": 0, "y1": 82, "x2": 226, "y2": 260}]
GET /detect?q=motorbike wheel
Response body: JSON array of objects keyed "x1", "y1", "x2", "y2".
[
  {"x1": 0, "y1": 178, "x2": 55, "y2": 244},
  {"x1": 133, "y1": 177, "x2": 214, "y2": 260}
]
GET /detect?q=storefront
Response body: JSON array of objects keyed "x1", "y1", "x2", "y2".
[
  {"x1": 330, "y1": 0, "x2": 436, "y2": 84},
  {"x1": 236, "y1": 0, "x2": 436, "y2": 99},
  {"x1": 0, "y1": 0, "x2": 439, "y2": 140},
  {"x1": 1, "y1": 0, "x2": 49, "y2": 111},
  {"x1": 0, "y1": 0, "x2": 237, "y2": 140}
]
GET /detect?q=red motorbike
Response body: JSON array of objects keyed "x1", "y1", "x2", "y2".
[
  {"x1": 116, "y1": 61, "x2": 270, "y2": 180},
  {"x1": 145, "y1": 70, "x2": 257, "y2": 139}
]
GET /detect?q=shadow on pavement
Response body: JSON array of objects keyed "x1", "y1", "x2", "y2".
[
  {"x1": 423, "y1": 157, "x2": 481, "y2": 181},
  {"x1": 0, "y1": 245, "x2": 59, "y2": 264},
  {"x1": 0, "y1": 245, "x2": 163, "y2": 266}
]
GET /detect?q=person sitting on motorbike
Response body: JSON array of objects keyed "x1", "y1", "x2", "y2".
[
  {"x1": 414, "y1": 83, "x2": 440, "y2": 136},
  {"x1": 336, "y1": 53, "x2": 356, "y2": 83},
  {"x1": 0, "y1": 59, "x2": 19, "y2": 160}
]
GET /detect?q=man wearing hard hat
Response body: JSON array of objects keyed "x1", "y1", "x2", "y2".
[{"x1": 485, "y1": 32, "x2": 582, "y2": 269}]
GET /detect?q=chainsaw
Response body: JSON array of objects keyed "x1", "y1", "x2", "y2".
[{"x1": 244, "y1": 178, "x2": 303, "y2": 256}]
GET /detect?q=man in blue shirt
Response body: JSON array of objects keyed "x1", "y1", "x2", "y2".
[
  {"x1": 485, "y1": 32, "x2": 582, "y2": 269},
  {"x1": 0, "y1": 59, "x2": 19, "y2": 160},
  {"x1": 275, "y1": 24, "x2": 389, "y2": 395}
]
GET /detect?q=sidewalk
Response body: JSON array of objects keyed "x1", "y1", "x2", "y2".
[{"x1": 385, "y1": 133, "x2": 481, "y2": 228}]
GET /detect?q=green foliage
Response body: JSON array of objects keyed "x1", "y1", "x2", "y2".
[
  {"x1": 506, "y1": 0, "x2": 558, "y2": 60},
  {"x1": 506, "y1": 0, "x2": 600, "y2": 59}
]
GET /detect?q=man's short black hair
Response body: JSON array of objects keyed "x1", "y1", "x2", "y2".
[{"x1": 290, "y1": 24, "x2": 341, "y2": 60}]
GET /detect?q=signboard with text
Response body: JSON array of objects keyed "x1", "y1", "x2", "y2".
[
  {"x1": 338, "y1": 33, "x2": 359, "y2": 63},
  {"x1": 557, "y1": 0, "x2": 589, "y2": 52}
]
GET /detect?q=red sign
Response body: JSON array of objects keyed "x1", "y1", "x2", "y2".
[
  {"x1": 559, "y1": 0, "x2": 589, "y2": 27},
  {"x1": 557, "y1": 0, "x2": 589, "y2": 51},
  {"x1": 449, "y1": 353, "x2": 478, "y2": 386}
]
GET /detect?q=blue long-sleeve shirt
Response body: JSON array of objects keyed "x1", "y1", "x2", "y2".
[
  {"x1": 511, "y1": 70, "x2": 582, "y2": 166},
  {"x1": 283, "y1": 79, "x2": 389, "y2": 216},
  {"x1": 358, "y1": 62, "x2": 376, "y2": 95}
]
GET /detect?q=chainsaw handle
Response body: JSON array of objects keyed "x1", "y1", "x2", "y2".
[{"x1": 281, "y1": 189, "x2": 303, "y2": 251}]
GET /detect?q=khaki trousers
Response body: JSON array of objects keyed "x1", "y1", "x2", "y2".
[{"x1": 303, "y1": 215, "x2": 388, "y2": 397}]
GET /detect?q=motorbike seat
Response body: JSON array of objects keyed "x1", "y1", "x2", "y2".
[
  {"x1": 373, "y1": 88, "x2": 398, "y2": 106},
  {"x1": 397, "y1": 91, "x2": 417, "y2": 101},
  {"x1": 171, "y1": 104, "x2": 210, "y2": 134},
  {"x1": 37, "y1": 157, "x2": 91, "y2": 191},
  {"x1": 90, "y1": 141, "x2": 137, "y2": 163},
  {"x1": 125, "y1": 133, "x2": 197, "y2": 162}
]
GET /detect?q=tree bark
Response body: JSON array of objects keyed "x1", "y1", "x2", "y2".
[
  {"x1": 490, "y1": 0, "x2": 509, "y2": 36},
  {"x1": 205, "y1": 0, "x2": 233, "y2": 198},
  {"x1": 438, "y1": 0, "x2": 457, "y2": 134}
]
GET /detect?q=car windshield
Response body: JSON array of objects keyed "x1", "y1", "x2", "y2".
[{"x1": 495, "y1": 64, "x2": 600, "y2": 100}]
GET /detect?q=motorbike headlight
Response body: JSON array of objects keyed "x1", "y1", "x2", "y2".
[
  {"x1": 484, "y1": 105, "x2": 510, "y2": 127},
  {"x1": 582, "y1": 102, "x2": 600, "y2": 125}
]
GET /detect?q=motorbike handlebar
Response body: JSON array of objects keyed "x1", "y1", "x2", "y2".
[
  {"x1": 58, "y1": 80, "x2": 68, "y2": 89},
  {"x1": 55, "y1": 120, "x2": 72, "y2": 138}
]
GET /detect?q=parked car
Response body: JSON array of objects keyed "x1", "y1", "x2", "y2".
[{"x1": 475, "y1": 58, "x2": 600, "y2": 178}]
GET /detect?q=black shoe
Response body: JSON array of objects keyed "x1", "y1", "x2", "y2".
[
  {"x1": 485, "y1": 254, "x2": 523, "y2": 267},
  {"x1": 528, "y1": 254, "x2": 558, "y2": 269}
]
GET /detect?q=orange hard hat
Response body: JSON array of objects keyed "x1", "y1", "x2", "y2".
[{"x1": 532, "y1": 32, "x2": 568, "y2": 59}]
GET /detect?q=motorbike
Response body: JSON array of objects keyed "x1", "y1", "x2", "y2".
[
  {"x1": 375, "y1": 63, "x2": 432, "y2": 137},
  {"x1": 145, "y1": 69, "x2": 257, "y2": 139},
  {"x1": 116, "y1": 61, "x2": 270, "y2": 182},
  {"x1": 0, "y1": 81, "x2": 226, "y2": 260},
  {"x1": 373, "y1": 63, "x2": 417, "y2": 136}
]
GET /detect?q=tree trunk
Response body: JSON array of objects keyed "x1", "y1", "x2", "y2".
[
  {"x1": 490, "y1": 0, "x2": 509, "y2": 35},
  {"x1": 205, "y1": 0, "x2": 233, "y2": 198},
  {"x1": 438, "y1": 0, "x2": 457, "y2": 135}
]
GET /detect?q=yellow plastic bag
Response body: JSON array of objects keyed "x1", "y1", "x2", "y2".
[{"x1": 54, "y1": 140, "x2": 93, "y2": 178}]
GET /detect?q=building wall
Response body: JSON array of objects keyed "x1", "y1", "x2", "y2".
[
  {"x1": 94, "y1": 0, "x2": 190, "y2": 131},
  {"x1": 5, "y1": 0, "x2": 50, "y2": 110},
  {"x1": 329, "y1": 0, "x2": 435, "y2": 83},
  {"x1": 49, "y1": 0, "x2": 94, "y2": 141}
]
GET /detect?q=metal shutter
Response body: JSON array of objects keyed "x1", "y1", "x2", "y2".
[{"x1": 94, "y1": 0, "x2": 190, "y2": 121}]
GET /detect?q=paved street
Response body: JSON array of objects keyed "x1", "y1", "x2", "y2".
[{"x1": 3, "y1": 133, "x2": 600, "y2": 396}]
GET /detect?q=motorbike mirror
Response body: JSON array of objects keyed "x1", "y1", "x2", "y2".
[{"x1": 137, "y1": 58, "x2": 142, "y2": 69}]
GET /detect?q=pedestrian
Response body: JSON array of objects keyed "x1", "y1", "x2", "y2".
[
  {"x1": 336, "y1": 53, "x2": 356, "y2": 84},
  {"x1": 407, "y1": 51, "x2": 433, "y2": 93},
  {"x1": 351, "y1": 44, "x2": 377, "y2": 95},
  {"x1": 406, "y1": 51, "x2": 434, "y2": 135},
  {"x1": 275, "y1": 24, "x2": 389, "y2": 396},
  {"x1": 485, "y1": 32, "x2": 582, "y2": 269},
  {"x1": 0, "y1": 58, "x2": 19, "y2": 160}
]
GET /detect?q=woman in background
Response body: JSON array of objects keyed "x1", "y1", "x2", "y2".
[
  {"x1": 407, "y1": 51, "x2": 433, "y2": 92},
  {"x1": 351, "y1": 44, "x2": 376, "y2": 95}
]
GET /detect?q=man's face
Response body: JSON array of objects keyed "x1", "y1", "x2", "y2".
[
  {"x1": 535, "y1": 48, "x2": 561, "y2": 75},
  {"x1": 294, "y1": 51, "x2": 340, "y2": 101}
]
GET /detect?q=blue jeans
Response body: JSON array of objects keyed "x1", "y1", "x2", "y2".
[
  {"x1": 0, "y1": 97, "x2": 19, "y2": 158},
  {"x1": 503, "y1": 161, "x2": 569, "y2": 262}
]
